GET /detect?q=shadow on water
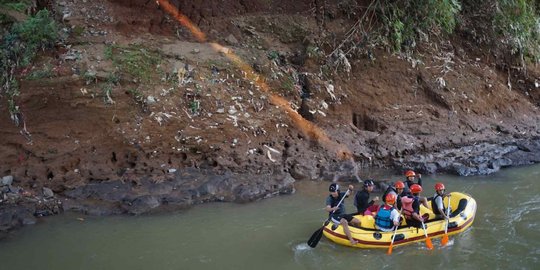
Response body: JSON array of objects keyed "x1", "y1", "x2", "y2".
[{"x1": 0, "y1": 164, "x2": 539, "y2": 270}]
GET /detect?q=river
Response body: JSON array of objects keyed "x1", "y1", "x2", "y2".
[{"x1": 0, "y1": 164, "x2": 539, "y2": 270}]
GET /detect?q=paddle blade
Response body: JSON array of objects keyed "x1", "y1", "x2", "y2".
[
  {"x1": 387, "y1": 244, "x2": 394, "y2": 255},
  {"x1": 307, "y1": 227, "x2": 324, "y2": 248},
  {"x1": 441, "y1": 234, "x2": 449, "y2": 246},
  {"x1": 426, "y1": 237, "x2": 433, "y2": 250}
]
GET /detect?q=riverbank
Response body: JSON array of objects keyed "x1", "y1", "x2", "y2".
[
  {"x1": 2, "y1": 136, "x2": 540, "y2": 238},
  {"x1": 1, "y1": 0, "x2": 540, "y2": 237}
]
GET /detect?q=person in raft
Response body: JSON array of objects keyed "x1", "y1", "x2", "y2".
[
  {"x1": 432, "y1": 182, "x2": 451, "y2": 220},
  {"x1": 375, "y1": 193, "x2": 401, "y2": 232},
  {"x1": 401, "y1": 184, "x2": 426, "y2": 228},
  {"x1": 382, "y1": 180, "x2": 406, "y2": 209},
  {"x1": 403, "y1": 170, "x2": 429, "y2": 208},
  {"x1": 354, "y1": 179, "x2": 380, "y2": 216},
  {"x1": 326, "y1": 183, "x2": 360, "y2": 245}
]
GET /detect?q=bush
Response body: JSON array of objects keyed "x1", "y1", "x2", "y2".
[
  {"x1": 377, "y1": 0, "x2": 462, "y2": 51},
  {"x1": 9, "y1": 9, "x2": 58, "y2": 65},
  {"x1": 495, "y1": 0, "x2": 540, "y2": 62},
  {"x1": 1, "y1": 9, "x2": 59, "y2": 115}
]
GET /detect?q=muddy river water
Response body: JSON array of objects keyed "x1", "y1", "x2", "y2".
[{"x1": 0, "y1": 164, "x2": 539, "y2": 270}]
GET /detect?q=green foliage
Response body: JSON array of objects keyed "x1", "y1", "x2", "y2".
[
  {"x1": 83, "y1": 70, "x2": 97, "y2": 85},
  {"x1": 495, "y1": 0, "x2": 540, "y2": 62},
  {"x1": 128, "y1": 88, "x2": 144, "y2": 103},
  {"x1": 306, "y1": 45, "x2": 323, "y2": 59},
  {"x1": 281, "y1": 74, "x2": 296, "y2": 92},
  {"x1": 1, "y1": 9, "x2": 59, "y2": 115},
  {"x1": 4, "y1": 2, "x2": 28, "y2": 12},
  {"x1": 377, "y1": 0, "x2": 462, "y2": 51},
  {"x1": 26, "y1": 63, "x2": 54, "y2": 80},
  {"x1": 0, "y1": 14, "x2": 7, "y2": 24},
  {"x1": 71, "y1": 25, "x2": 85, "y2": 37},
  {"x1": 9, "y1": 9, "x2": 58, "y2": 66},
  {"x1": 267, "y1": 50, "x2": 279, "y2": 60},
  {"x1": 105, "y1": 44, "x2": 162, "y2": 82},
  {"x1": 100, "y1": 72, "x2": 120, "y2": 104}
]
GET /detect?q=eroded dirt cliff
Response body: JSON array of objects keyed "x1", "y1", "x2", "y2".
[{"x1": 1, "y1": 0, "x2": 539, "y2": 228}]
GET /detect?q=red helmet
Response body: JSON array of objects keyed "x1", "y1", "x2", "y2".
[
  {"x1": 394, "y1": 181, "x2": 405, "y2": 189},
  {"x1": 405, "y1": 170, "x2": 416, "y2": 177},
  {"x1": 386, "y1": 193, "x2": 397, "y2": 204},
  {"x1": 435, "y1": 182, "x2": 445, "y2": 191},
  {"x1": 410, "y1": 184, "x2": 422, "y2": 193}
]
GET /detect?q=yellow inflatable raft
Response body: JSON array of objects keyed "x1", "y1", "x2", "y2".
[{"x1": 322, "y1": 192, "x2": 476, "y2": 248}]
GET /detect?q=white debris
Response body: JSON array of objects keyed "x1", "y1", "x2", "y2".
[
  {"x1": 228, "y1": 106, "x2": 237, "y2": 115},
  {"x1": 325, "y1": 83, "x2": 336, "y2": 100},
  {"x1": 436, "y1": 77, "x2": 446, "y2": 88},
  {"x1": 320, "y1": 101, "x2": 329, "y2": 110},
  {"x1": 264, "y1": 145, "x2": 280, "y2": 154},
  {"x1": 151, "y1": 112, "x2": 173, "y2": 126},
  {"x1": 267, "y1": 150, "x2": 277, "y2": 162},
  {"x1": 227, "y1": 115, "x2": 238, "y2": 126}
]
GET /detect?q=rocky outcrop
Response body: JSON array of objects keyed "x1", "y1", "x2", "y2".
[
  {"x1": 394, "y1": 138, "x2": 540, "y2": 176},
  {"x1": 62, "y1": 168, "x2": 295, "y2": 215}
]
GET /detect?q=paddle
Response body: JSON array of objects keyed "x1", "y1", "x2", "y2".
[
  {"x1": 420, "y1": 219, "x2": 434, "y2": 250},
  {"x1": 387, "y1": 208, "x2": 402, "y2": 255},
  {"x1": 307, "y1": 189, "x2": 350, "y2": 248},
  {"x1": 441, "y1": 195, "x2": 451, "y2": 246}
]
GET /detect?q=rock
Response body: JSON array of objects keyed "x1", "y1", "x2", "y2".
[
  {"x1": 0, "y1": 204, "x2": 36, "y2": 232},
  {"x1": 64, "y1": 180, "x2": 130, "y2": 202},
  {"x1": 146, "y1": 96, "x2": 157, "y2": 104},
  {"x1": 504, "y1": 139, "x2": 540, "y2": 166},
  {"x1": 289, "y1": 162, "x2": 318, "y2": 181},
  {"x1": 0, "y1": 175, "x2": 13, "y2": 186},
  {"x1": 126, "y1": 196, "x2": 161, "y2": 215},
  {"x1": 225, "y1": 34, "x2": 238, "y2": 45},
  {"x1": 199, "y1": 181, "x2": 218, "y2": 196},
  {"x1": 394, "y1": 139, "x2": 540, "y2": 176},
  {"x1": 8, "y1": 186, "x2": 21, "y2": 194},
  {"x1": 43, "y1": 187, "x2": 54, "y2": 198}
]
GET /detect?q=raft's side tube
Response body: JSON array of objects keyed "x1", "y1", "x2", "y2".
[{"x1": 450, "y1": 198, "x2": 468, "y2": 218}]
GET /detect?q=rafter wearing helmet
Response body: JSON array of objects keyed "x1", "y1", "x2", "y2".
[
  {"x1": 432, "y1": 182, "x2": 451, "y2": 220},
  {"x1": 403, "y1": 170, "x2": 429, "y2": 209},
  {"x1": 382, "y1": 180, "x2": 406, "y2": 209}
]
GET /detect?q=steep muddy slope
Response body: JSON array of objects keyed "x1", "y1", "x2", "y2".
[{"x1": 0, "y1": 0, "x2": 539, "y2": 230}]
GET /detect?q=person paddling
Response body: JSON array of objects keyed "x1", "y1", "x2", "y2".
[
  {"x1": 432, "y1": 182, "x2": 451, "y2": 220},
  {"x1": 326, "y1": 183, "x2": 360, "y2": 245},
  {"x1": 354, "y1": 179, "x2": 380, "y2": 216},
  {"x1": 401, "y1": 184, "x2": 426, "y2": 228},
  {"x1": 375, "y1": 193, "x2": 401, "y2": 232}
]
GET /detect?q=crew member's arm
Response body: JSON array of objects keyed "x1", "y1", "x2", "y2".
[
  {"x1": 412, "y1": 201, "x2": 423, "y2": 222},
  {"x1": 326, "y1": 204, "x2": 339, "y2": 213},
  {"x1": 438, "y1": 196, "x2": 449, "y2": 219},
  {"x1": 391, "y1": 209, "x2": 401, "y2": 226}
]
